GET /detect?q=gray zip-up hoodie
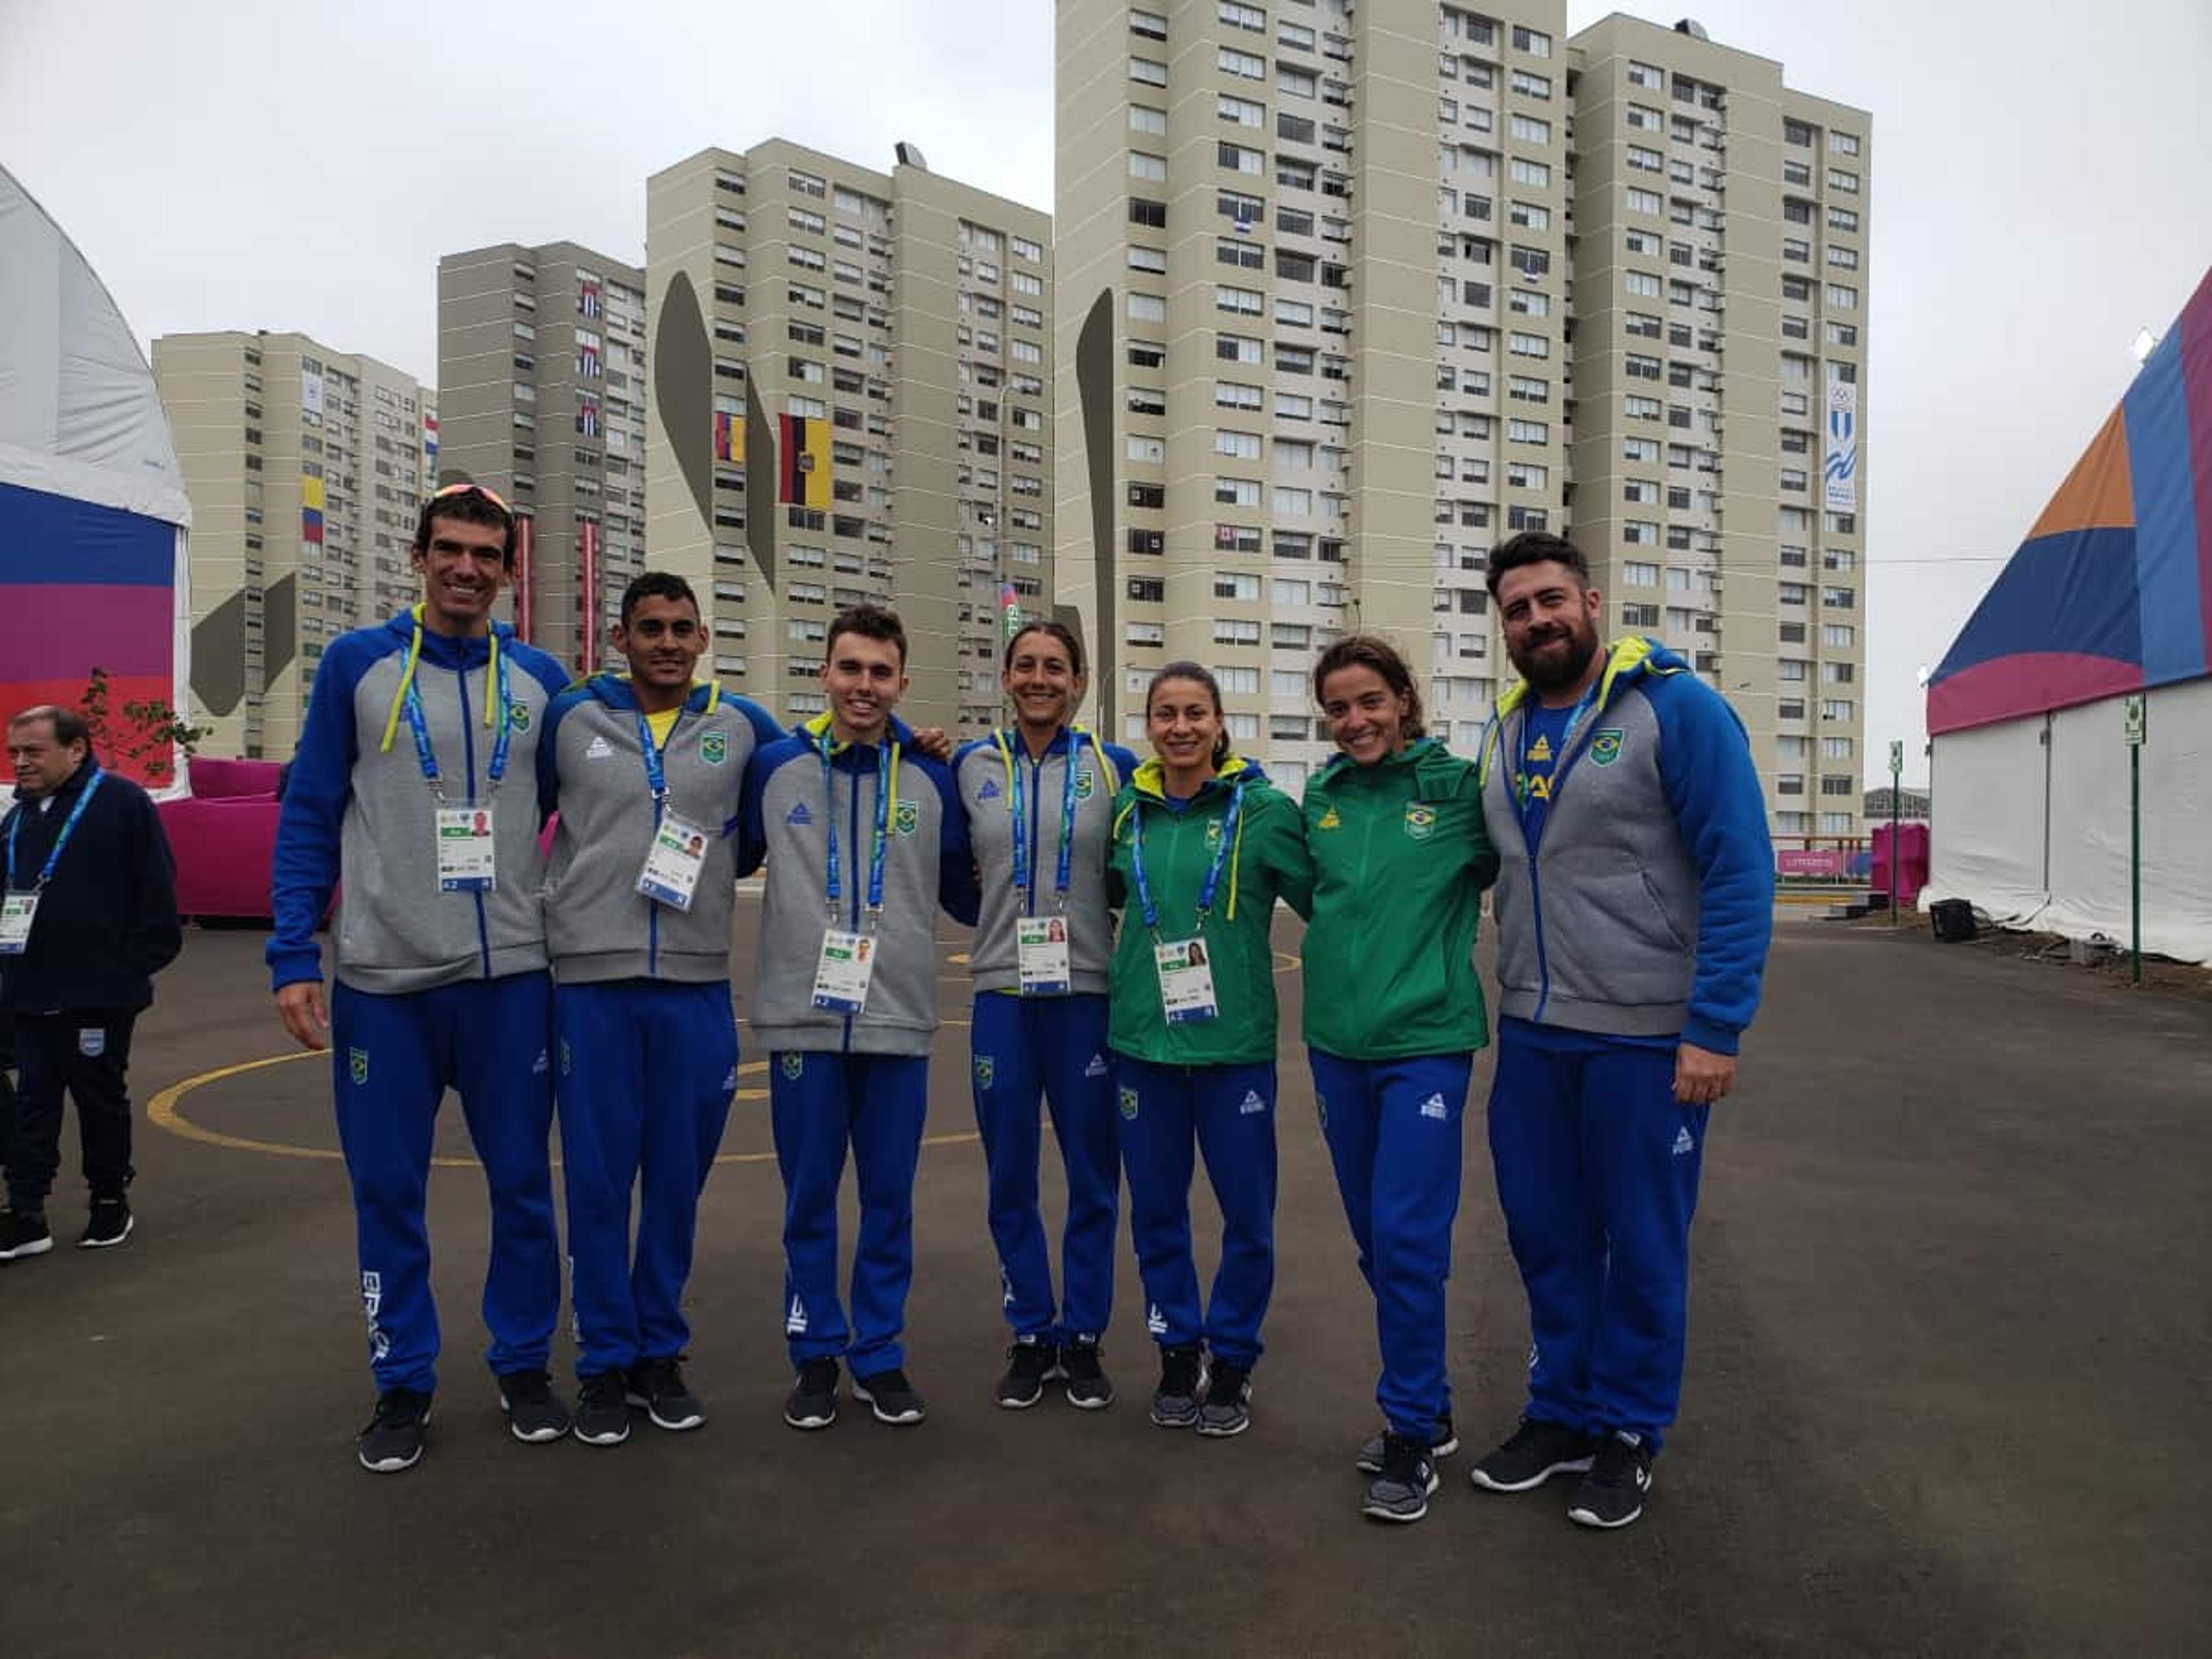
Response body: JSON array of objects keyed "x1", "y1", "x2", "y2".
[
  {"x1": 269, "y1": 609, "x2": 572, "y2": 995},
  {"x1": 738, "y1": 714, "x2": 982, "y2": 1055},
  {"x1": 537, "y1": 673, "x2": 783, "y2": 985},
  {"x1": 1476, "y1": 636, "x2": 1775, "y2": 1052},
  {"x1": 952, "y1": 727, "x2": 1138, "y2": 997}
]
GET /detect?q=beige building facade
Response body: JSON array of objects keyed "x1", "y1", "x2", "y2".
[
  {"x1": 438, "y1": 242, "x2": 648, "y2": 674},
  {"x1": 1053, "y1": 1, "x2": 1869, "y2": 828},
  {"x1": 154, "y1": 331, "x2": 434, "y2": 759},
  {"x1": 645, "y1": 140, "x2": 1053, "y2": 736}
]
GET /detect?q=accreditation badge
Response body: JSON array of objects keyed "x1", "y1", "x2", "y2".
[
  {"x1": 0, "y1": 891, "x2": 38, "y2": 955},
  {"x1": 637, "y1": 808, "x2": 711, "y2": 911},
  {"x1": 1016, "y1": 915, "x2": 1073, "y2": 996},
  {"x1": 434, "y1": 803, "x2": 498, "y2": 892},
  {"x1": 812, "y1": 926, "x2": 877, "y2": 1013},
  {"x1": 1153, "y1": 936, "x2": 1219, "y2": 1024}
]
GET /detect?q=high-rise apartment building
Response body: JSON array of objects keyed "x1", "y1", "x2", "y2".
[
  {"x1": 155, "y1": 331, "x2": 435, "y2": 759},
  {"x1": 1053, "y1": 2, "x2": 1869, "y2": 829},
  {"x1": 1569, "y1": 15, "x2": 1870, "y2": 839},
  {"x1": 645, "y1": 139, "x2": 1053, "y2": 735},
  {"x1": 438, "y1": 242, "x2": 649, "y2": 671}
]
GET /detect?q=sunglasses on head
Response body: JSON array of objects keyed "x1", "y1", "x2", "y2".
[{"x1": 429, "y1": 480, "x2": 512, "y2": 517}]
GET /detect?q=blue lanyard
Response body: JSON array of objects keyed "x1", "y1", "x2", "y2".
[
  {"x1": 999, "y1": 728, "x2": 1083, "y2": 911},
  {"x1": 820, "y1": 733, "x2": 894, "y2": 920},
  {"x1": 633, "y1": 709, "x2": 673, "y2": 808},
  {"x1": 1127, "y1": 782, "x2": 1243, "y2": 936},
  {"x1": 402, "y1": 642, "x2": 513, "y2": 799},
  {"x1": 5, "y1": 769, "x2": 104, "y2": 892},
  {"x1": 1515, "y1": 679, "x2": 1601, "y2": 817}
]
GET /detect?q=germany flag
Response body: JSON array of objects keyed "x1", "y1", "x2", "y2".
[{"x1": 778, "y1": 412, "x2": 831, "y2": 509}]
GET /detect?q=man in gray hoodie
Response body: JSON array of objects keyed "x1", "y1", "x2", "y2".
[
  {"x1": 537, "y1": 571, "x2": 783, "y2": 1446},
  {"x1": 737, "y1": 605, "x2": 980, "y2": 1432}
]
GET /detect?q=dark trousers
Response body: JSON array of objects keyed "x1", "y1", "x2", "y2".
[{"x1": 7, "y1": 1011, "x2": 138, "y2": 1213}]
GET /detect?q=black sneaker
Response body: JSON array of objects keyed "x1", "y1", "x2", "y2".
[
  {"x1": 1061, "y1": 1339, "x2": 1116, "y2": 1410},
  {"x1": 573, "y1": 1371, "x2": 631, "y2": 1445},
  {"x1": 357, "y1": 1388, "x2": 431, "y2": 1473},
  {"x1": 996, "y1": 1339, "x2": 1060, "y2": 1409},
  {"x1": 852, "y1": 1366, "x2": 927, "y2": 1426},
  {"x1": 79, "y1": 1196, "x2": 132, "y2": 1249},
  {"x1": 1149, "y1": 1344, "x2": 1203, "y2": 1429},
  {"x1": 0, "y1": 1210, "x2": 52, "y2": 1260},
  {"x1": 497, "y1": 1367, "x2": 570, "y2": 1443},
  {"x1": 627, "y1": 1355, "x2": 706, "y2": 1431},
  {"x1": 1567, "y1": 1433, "x2": 1654, "y2": 1529},
  {"x1": 785, "y1": 1358, "x2": 840, "y2": 1430},
  {"x1": 1196, "y1": 1359, "x2": 1252, "y2": 1438},
  {"x1": 1362, "y1": 1432, "x2": 1441, "y2": 1524},
  {"x1": 1358, "y1": 1413, "x2": 1458, "y2": 1474},
  {"x1": 1469, "y1": 1417, "x2": 1598, "y2": 1493}
]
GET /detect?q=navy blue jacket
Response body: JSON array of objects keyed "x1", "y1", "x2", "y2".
[{"x1": 1, "y1": 757, "x2": 181, "y2": 1014}]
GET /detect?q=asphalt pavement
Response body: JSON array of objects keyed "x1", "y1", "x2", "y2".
[{"x1": 2, "y1": 912, "x2": 2207, "y2": 1657}]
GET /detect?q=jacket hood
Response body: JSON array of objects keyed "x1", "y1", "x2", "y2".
[
  {"x1": 800, "y1": 709, "x2": 919, "y2": 755},
  {"x1": 1495, "y1": 634, "x2": 1687, "y2": 721},
  {"x1": 383, "y1": 605, "x2": 514, "y2": 666},
  {"x1": 1129, "y1": 750, "x2": 1266, "y2": 802},
  {"x1": 1309, "y1": 735, "x2": 1458, "y2": 796},
  {"x1": 577, "y1": 672, "x2": 724, "y2": 717}
]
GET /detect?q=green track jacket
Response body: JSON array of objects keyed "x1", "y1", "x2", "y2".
[
  {"x1": 1300, "y1": 738, "x2": 1500, "y2": 1061},
  {"x1": 1105, "y1": 754, "x2": 1312, "y2": 1067}
]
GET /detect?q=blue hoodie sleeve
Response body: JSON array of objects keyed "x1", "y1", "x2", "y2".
[
  {"x1": 1650, "y1": 675, "x2": 1776, "y2": 1054},
  {"x1": 926, "y1": 755, "x2": 982, "y2": 927},
  {"x1": 736, "y1": 737, "x2": 783, "y2": 879},
  {"x1": 267, "y1": 633, "x2": 376, "y2": 990}
]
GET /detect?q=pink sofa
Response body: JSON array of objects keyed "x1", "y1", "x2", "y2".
[{"x1": 160, "y1": 757, "x2": 285, "y2": 921}]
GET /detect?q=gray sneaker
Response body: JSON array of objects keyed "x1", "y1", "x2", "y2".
[
  {"x1": 1357, "y1": 1413, "x2": 1458, "y2": 1474},
  {"x1": 1361, "y1": 1433, "x2": 1441, "y2": 1524},
  {"x1": 1149, "y1": 1344, "x2": 1203, "y2": 1429},
  {"x1": 1195, "y1": 1359, "x2": 1251, "y2": 1438}
]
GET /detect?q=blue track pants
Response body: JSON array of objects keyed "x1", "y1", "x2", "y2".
[
  {"x1": 770, "y1": 1050, "x2": 929, "y2": 1374},
  {"x1": 970, "y1": 992, "x2": 1120, "y2": 1344},
  {"x1": 1309, "y1": 1048, "x2": 1474, "y2": 1440},
  {"x1": 1114, "y1": 1056, "x2": 1277, "y2": 1368},
  {"x1": 330, "y1": 973, "x2": 559, "y2": 1396},
  {"x1": 553, "y1": 980, "x2": 737, "y2": 1379},
  {"x1": 1487, "y1": 1018, "x2": 1709, "y2": 1450}
]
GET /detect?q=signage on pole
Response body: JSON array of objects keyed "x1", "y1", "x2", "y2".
[{"x1": 2124, "y1": 694, "x2": 2147, "y2": 748}]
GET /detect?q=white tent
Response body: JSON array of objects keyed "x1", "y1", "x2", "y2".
[
  {"x1": 1922, "y1": 268, "x2": 2212, "y2": 964},
  {"x1": 0, "y1": 164, "x2": 192, "y2": 797}
]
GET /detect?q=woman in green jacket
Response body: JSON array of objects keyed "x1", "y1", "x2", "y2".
[
  {"x1": 1301, "y1": 635, "x2": 1500, "y2": 1524},
  {"x1": 1106, "y1": 661, "x2": 1311, "y2": 1440}
]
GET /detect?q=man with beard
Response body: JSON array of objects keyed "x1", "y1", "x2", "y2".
[{"x1": 1467, "y1": 531, "x2": 1772, "y2": 1531}]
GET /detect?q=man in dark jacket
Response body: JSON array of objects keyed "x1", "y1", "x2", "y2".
[{"x1": 0, "y1": 705, "x2": 181, "y2": 1259}]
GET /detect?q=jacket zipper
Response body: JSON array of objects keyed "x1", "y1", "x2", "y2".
[
  {"x1": 843, "y1": 750, "x2": 861, "y2": 1054},
  {"x1": 457, "y1": 658, "x2": 492, "y2": 979}
]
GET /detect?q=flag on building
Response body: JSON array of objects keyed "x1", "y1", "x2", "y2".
[
  {"x1": 514, "y1": 514, "x2": 535, "y2": 642},
  {"x1": 778, "y1": 412, "x2": 830, "y2": 509},
  {"x1": 577, "y1": 399, "x2": 600, "y2": 438},
  {"x1": 578, "y1": 519, "x2": 600, "y2": 673},
  {"x1": 713, "y1": 410, "x2": 744, "y2": 463},
  {"x1": 1001, "y1": 581, "x2": 1021, "y2": 640},
  {"x1": 301, "y1": 473, "x2": 325, "y2": 544},
  {"x1": 578, "y1": 279, "x2": 603, "y2": 320}
]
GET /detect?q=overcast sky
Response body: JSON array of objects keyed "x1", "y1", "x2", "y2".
[{"x1": 5, "y1": 0, "x2": 2207, "y2": 786}]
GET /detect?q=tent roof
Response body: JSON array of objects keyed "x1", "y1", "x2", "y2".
[
  {"x1": 1927, "y1": 266, "x2": 2212, "y2": 736},
  {"x1": 0, "y1": 164, "x2": 189, "y2": 527}
]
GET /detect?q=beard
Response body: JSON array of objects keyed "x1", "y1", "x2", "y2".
[{"x1": 1508, "y1": 619, "x2": 1601, "y2": 694}]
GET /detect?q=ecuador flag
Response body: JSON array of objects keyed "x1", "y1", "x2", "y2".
[{"x1": 778, "y1": 412, "x2": 830, "y2": 509}]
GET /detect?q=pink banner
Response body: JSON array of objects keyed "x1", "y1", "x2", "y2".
[{"x1": 1777, "y1": 848, "x2": 1847, "y2": 877}]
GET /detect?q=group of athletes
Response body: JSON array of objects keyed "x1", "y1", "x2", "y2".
[{"x1": 268, "y1": 481, "x2": 1773, "y2": 1531}]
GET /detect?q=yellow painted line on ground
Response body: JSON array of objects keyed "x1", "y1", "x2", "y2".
[{"x1": 146, "y1": 1031, "x2": 988, "y2": 1167}]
